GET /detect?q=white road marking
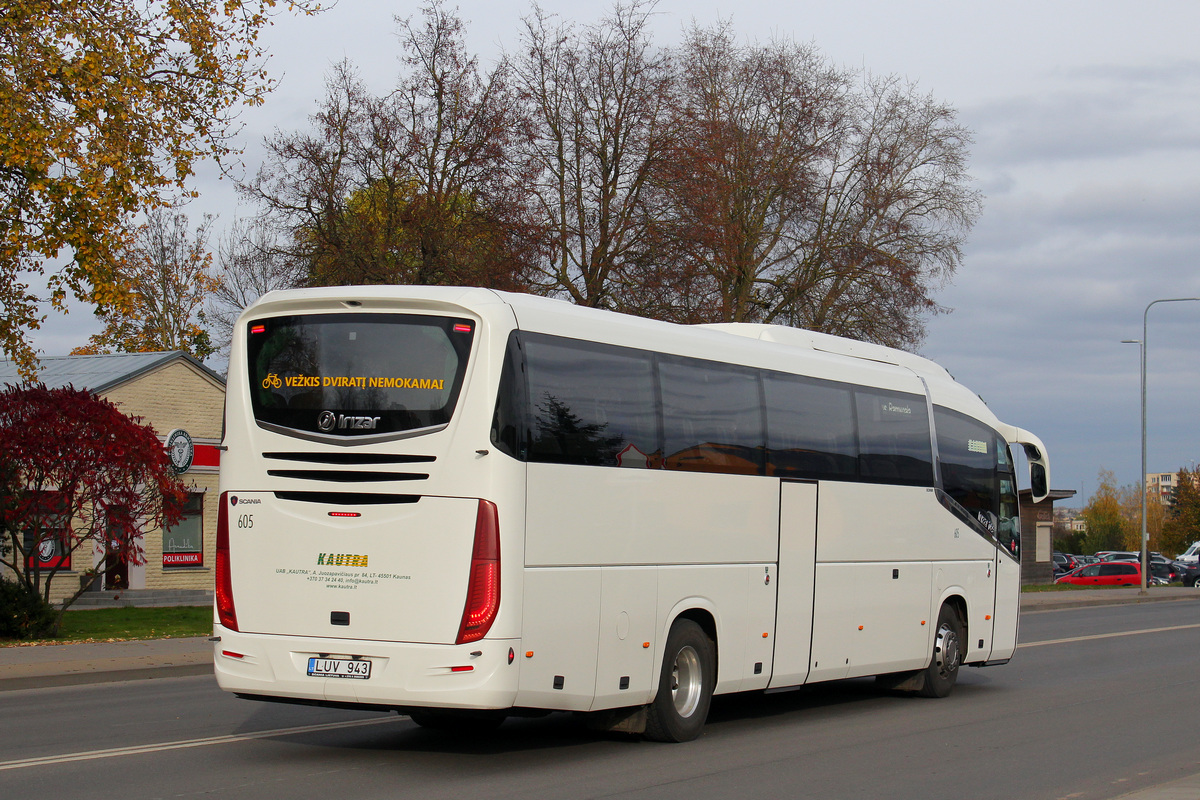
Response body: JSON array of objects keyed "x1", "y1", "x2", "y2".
[
  {"x1": 1019, "y1": 622, "x2": 1200, "y2": 649},
  {"x1": 0, "y1": 716, "x2": 399, "y2": 772}
]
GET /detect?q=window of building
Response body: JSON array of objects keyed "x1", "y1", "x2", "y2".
[
  {"x1": 163, "y1": 493, "x2": 204, "y2": 567},
  {"x1": 22, "y1": 491, "x2": 70, "y2": 571}
]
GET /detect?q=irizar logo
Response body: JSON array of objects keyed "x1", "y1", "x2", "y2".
[{"x1": 318, "y1": 410, "x2": 381, "y2": 432}]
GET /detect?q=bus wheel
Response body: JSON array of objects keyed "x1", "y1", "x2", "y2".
[
  {"x1": 645, "y1": 618, "x2": 715, "y2": 742},
  {"x1": 406, "y1": 708, "x2": 506, "y2": 733},
  {"x1": 918, "y1": 603, "x2": 964, "y2": 698}
]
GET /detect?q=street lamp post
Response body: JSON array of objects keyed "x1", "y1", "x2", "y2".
[{"x1": 1131, "y1": 298, "x2": 1200, "y2": 594}]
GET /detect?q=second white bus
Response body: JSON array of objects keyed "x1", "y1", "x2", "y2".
[{"x1": 213, "y1": 286, "x2": 1049, "y2": 741}]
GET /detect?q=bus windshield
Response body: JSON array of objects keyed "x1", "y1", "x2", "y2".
[{"x1": 246, "y1": 312, "x2": 474, "y2": 439}]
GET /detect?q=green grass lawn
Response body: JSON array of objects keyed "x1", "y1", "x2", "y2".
[
  {"x1": 1021, "y1": 582, "x2": 1100, "y2": 592},
  {"x1": 2, "y1": 606, "x2": 212, "y2": 645},
  {"x1": 1022, "y1": 582, "x2": 1195, "y2": 592}
]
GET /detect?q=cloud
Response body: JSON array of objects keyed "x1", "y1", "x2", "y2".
[{"x1": 966, "y1": 60, "x2": 1200, "y2": 170}]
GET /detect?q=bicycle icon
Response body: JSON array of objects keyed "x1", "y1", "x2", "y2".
[{"x1": 262, "y1": 373, "x2": 282, "y2": 390}]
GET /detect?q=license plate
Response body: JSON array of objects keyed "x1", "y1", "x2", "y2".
[{"x1": 307, "y1": 657, "x2": 371, "y2": 679}]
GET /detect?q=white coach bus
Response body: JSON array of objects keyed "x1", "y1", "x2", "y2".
[{"x1": 213, "y1": 286, "x2": 1049, "y2": 741}]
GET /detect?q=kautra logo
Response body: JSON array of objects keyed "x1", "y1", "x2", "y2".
[{"x1": 317, "y1": 553, "x2": 369, "y2": 567}]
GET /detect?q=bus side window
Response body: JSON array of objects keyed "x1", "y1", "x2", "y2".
[
  {"x1": 523, "y1": 335, "x2": 658, "y2": 468},
  {"x1": 934, "y1": 405, "x2": 1017, "y2": 550},
  {"x1": 659, "y1": 358, "x2": 763, "y2": 476},
  {"x1": 763, "y1": 373, "x2": 857, "y2": 481},
  {"x1": 855, "y1": 389, "x2": 934, "y2": 487},
  {"x1": 491, "y1": 333, "x2": 526, "y2": 459}
]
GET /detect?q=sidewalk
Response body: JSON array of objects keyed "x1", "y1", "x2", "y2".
[
  {"x1": 0, "y1": 636, "x2": 212, "y2": 691},
  {"x1": 3, "y1": 588, "x2": 1199, "y2": 692}
]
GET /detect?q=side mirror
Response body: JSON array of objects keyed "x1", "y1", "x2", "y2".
[
  {"x1": 994, "y1": 424, "x2": 1051, "y2": 503},
  {"x1": 1030, "y1": 463, "x2": 1048, "y2": 500}
]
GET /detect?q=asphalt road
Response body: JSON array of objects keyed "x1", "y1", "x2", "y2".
[{"x1": 2, "y1": 600, "x2": 1199, "y2": 800}]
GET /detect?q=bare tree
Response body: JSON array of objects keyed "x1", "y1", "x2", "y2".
[
  {"x1": 626, "y1": 23, "x2": 848, "y2": 324},
  {"x1": 775, "y1": 74, "x2": 983, "y2": 348},
  {"x1": 71, "y1": 209, "x2": 221, "y2": 360},
  {"x1": 207, "y1": 217, "x2": 306, "y2": 356},
  {"x1": 242, "y1": 60, "x2": 388, "y2": 284},
  {"x1": 639, "y1": 25, "x2": 981, "y2": 350},
  {"x1": 243, "y1": 2, "x2": 537, "y2": 291},
  {"x1": 389, "y1": 0, "x2": 538, "y2": 288},
  {"x1": 236, "y1": 5, "x2": 980, "y2": 350},
  {"x1": 515, "y1": 0, "x2": 675, "y2": 308}
]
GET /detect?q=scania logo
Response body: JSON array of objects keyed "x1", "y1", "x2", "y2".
[{"x1": 317, "y1": 410, "x2": 337, "y2": 432}]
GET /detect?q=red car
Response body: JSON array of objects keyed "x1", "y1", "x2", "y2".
[{"x1": 1056, "y1": 561, "x2": 1141, "y2": 586}]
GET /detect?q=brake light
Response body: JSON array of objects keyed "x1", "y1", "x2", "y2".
[
  {"x1": 455, "y1": 500, "x2": 500, "y2": 644},
  {"x1": 215, "y1": 492, "x2": 239, "y2": 631}
]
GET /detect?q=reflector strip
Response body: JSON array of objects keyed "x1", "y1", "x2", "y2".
[
  {"x1": 449, "y1": 666, "x2": 474, "y2": 673},
  {"x1": 221, "y1": 650, "x2": 244, "y2": 659}
]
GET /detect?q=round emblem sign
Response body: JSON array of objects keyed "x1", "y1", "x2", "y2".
[
  {"x1": 166, "y1": 429, "x2": 194, "y2": 474},
  {"x1": 38, "y1": 538, "x2": 56, "y2": 562}
]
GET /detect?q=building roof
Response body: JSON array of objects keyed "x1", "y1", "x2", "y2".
[
  {"x1": 1019, "y1": 488, "x2": 1077, "y2": 503},
  {"x1": 0, "y1": 351, "x2": 225, "y2": 394}
]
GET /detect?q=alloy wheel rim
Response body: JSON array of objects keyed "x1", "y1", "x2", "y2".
[
  {"x1": 671, "y1": 645, "x2": 703, "y2": 718},
  {"x1": 934, "y1": 622, "x2": 961, "y2": 678}
]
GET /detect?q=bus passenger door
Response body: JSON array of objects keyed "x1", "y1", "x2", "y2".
[
  {"x1": 990, "y1": 547, "x2": 1020, "y2": 661},
  {"x1": 768, "y1": 480, "x2": 817, "y2": 688}
]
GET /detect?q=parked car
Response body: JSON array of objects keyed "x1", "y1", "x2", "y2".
[
  {"x1": 1178, "y1": 561, "x2": 1200, "y2": 587},
  {"x1": 1177, "y1": 542, "x2": 1200, "y2": 565},
  {"x1": 1096, "y1": 551, "x2": 1141, "y2": 562},
  {"x1": 1147, "y1": 560, "x2": 1180, "y2": 585},
  {"x1": 1056, "y1": 561, "x2": 1142, "y2": 586},
  {"x1": 1052, "y1": 552, "x2": 1079, "y2": 576}
]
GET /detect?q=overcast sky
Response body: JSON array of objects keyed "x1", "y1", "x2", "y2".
[{"x1": 29, "y1": 0, "x2": 1200, "y2": 506}]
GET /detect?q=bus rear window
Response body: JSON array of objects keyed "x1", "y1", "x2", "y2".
[{"x1": 247, "y1": 313, "x2": 474, "y2": 439}]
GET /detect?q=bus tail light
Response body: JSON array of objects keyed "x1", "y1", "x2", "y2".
[
  {"x1": 455, "y1": 499, "x2": 500, "y2": 644},
  {"x1": 216, "y1": 492, "x2": 239, "y2": 632}
]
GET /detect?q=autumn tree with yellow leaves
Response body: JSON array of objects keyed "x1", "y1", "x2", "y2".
[
  {"x1": 1081, "y1": 469, "x2": 1136, "y2": 554},
  {"x1": 0, "y1": 0, "x2": 318, "y2": 378},
  {"x1": 70, "y1": 209, "x2": 221, "y2": 360}
]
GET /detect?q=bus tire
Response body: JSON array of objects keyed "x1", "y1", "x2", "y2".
[
  {"x1": 918, "y1": 603, "x2": 964, "y2": 698},
  {"x1": 644, "y1": 618, "x2": 715, "y2": 742}
]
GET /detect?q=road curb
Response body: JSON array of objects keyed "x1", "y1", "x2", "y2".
[
  {"x1": 1019, "y1": 587, "x2": 1200, "y2": 612},
  {"x1": 0, "y1": 663, "x2": 213, "y2": 692}
]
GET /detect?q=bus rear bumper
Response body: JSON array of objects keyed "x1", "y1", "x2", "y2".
[{"x1": 212, "y1": 625, "x2": 520, "y2": 710}]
